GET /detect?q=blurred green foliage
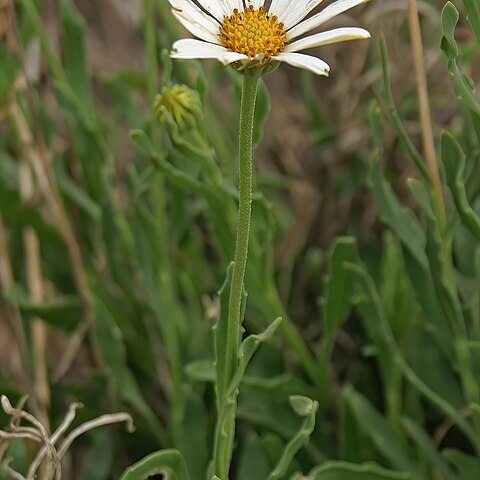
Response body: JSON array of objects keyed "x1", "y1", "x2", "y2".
[{"x1": 1, "y1": 0, "x2": 480, "y2": 479}]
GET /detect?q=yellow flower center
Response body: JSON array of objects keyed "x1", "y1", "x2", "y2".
[{"x1": 219, "y1": 5, "x2": 286, "y2": 58}]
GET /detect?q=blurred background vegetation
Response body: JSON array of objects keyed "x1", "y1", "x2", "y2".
[{"x1": 1, "y1": 0, "x2": 480, "y2": 478}]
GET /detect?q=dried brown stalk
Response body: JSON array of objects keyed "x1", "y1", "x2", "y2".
[
  {"x1": 407, "y1": 0, "x2": 445, "y2": 216},
  {"x1": 9, "y1": 102, "x2": 95, "y2": 381},
  {"x1": 19, "y1": 162, "x2": 50, "y2": 433}
]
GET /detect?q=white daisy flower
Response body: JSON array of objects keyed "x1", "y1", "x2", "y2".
[{"x1": 168, "y1": 0, "x2": 371, "y2": 76}]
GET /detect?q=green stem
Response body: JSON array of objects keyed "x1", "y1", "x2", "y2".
[
  {"x1": 212, "y1": 71, "x2": 259, "y2": 480},
  {"x1": 225, "y1": 71, "x2": 259, "y2": 388}
]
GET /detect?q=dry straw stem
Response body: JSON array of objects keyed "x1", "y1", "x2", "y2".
[
  {"x1": 407, "y1": 0, "x2": 445, "y2": 217},
  {"x1": 9, "y1": 101, "x2": 95, "y2": 381},
  {"x1": 0, "y1": 395, "x2": 135, "y2": 480},
  {"x1": 19, "y1": 161, "x2": 50, "y2": 432}
]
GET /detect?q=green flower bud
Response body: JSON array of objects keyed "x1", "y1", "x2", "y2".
[{"x1": 153, "y1": 84, "x2": 202, "y2": 132}]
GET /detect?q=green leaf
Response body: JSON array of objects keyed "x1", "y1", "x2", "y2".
[
  {"x1": 344, "y1": 387, "x2": 422, "y2": 480},
  {"x1": 441, "y1": 132, "x2": 480, "y2": 241},
  {"x1": 213, "y1": 317, "x2": 282, "y2": 479},
  {"x1": 93, "y1": 293, "x2": 165, "y2": 443},
  {"x1": 130, "y1": 129, "x2": 204, "y2": 192},
  {"x1": 378, "y1": 37, "x2": 429, "y2": 181},
  {"x1": 347, "y1": 262, "x2": 479, "y2": 452},
  {"x1": 120, "y1": 449, "x2": 191, "y2": 480},
  {"x1": 185, "y1": 360, "x2": 215, "y2": 383},
  {"x1": 55, "y1": 159, "x2": 101, "y2": 221},
  {"x1": 267, "y1": 396, "x2": 318, "y2": 480},
  {"x1": 322, "y1": 237, "x2": 358, "y2": 337},
  {"x1": 369, "y1": 158, "x2": 453, "y2": 358},
  {"x1": 181, "y1": 390, "x2": 209, "y2": 480},
  {"x1": 214, "y1": 263, "x2": 238, "y2": 404},
  {"x1": 253, "y1": 80, "x2": 270, "y2": 146},
  {"x1": 462, "y1": 0, "x2": 480, "y2": 42},
  {"x1": 443, "y1": 449, "x2": 480, "y2": 478},
  {"x1": 79, "y1": 430, "x2": 114, "y2": 480},
  {"x1": 369, "y1": 159, "x2": 426, "y2": 268},
  {"x1": 441, "y1": 4, "x2": 480, "y2": 135},
  {"x1": 339, "y1": 389, "x2": 372, "y2": 463},
  {"x1": 406, "y1": 179, "x2": 434, "y2": 219},
  {"x1": 0, "y1": 46, "x2": 18, "y2": 107},
  {"x1": 289, "y1": 395, "x2": 316, "y2": 417},
  {"x1": 59, "y1": 0, "x2": 95, "y2": 120},
  {"x1": 237, "y1": 434, "x2": 272, "y2": 480},
  {"x1": 231, "y1": 317, "x2": 283, "y2": 397},
  {"x1": 302, "y1": 461, "x2": 412, "y2": 480},
  {"x1": 4, "y1": 285, "x2": 81, "y2": 332},
  {"x1": 402, "y1": 417, "x2": 458, "y2": 480}
]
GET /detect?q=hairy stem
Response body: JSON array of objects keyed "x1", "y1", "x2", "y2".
[
  {"x1": 225, "y1": 71, "x2": 259, "y2": 389},
  {"x1": 213, "y1": 72, "x2": 259, "y2": 480}
]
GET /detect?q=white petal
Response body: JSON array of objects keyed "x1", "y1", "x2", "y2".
[
  {"x1": 285, "y1": 27, "x2": 371, "y2": 52},
  {"x1": 169, "y1": 0, "x2": 220, "y2": 44},
  {"x1": 273, "y1": 1, "x2": 327, "y2": 29},
  {"x1": 171, "y1": 38, "x2": 248, "y2": 64},
  {"x1": 274, "y1": 52, "x2": 330, "y2": 75},
  {"x1": 196, "y1": 0, "x2": 229, "y2": 20},
  {"x1": 288, "y1": 0, "x2": 371, "y2": 40},
  {"x1": 269, "y1": 0, "x2": 297, "y2": 17}
]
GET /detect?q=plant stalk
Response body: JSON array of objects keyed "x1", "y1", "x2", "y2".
[
  {"x1": 213, "y1": 72, "x2": 259, "y2": 480},
  {"x1": 406, "y1": 0, "x2": 445, "y2": 224},
  {"x1": 225, "y1": 71, "x2": 259, "y2": 389}
]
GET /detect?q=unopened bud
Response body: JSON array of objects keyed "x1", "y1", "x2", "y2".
[{"x1": 153, "y1": 84, "x2": 202, "y2": 132}]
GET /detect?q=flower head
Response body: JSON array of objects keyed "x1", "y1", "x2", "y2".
[{"x1": 168, "y1": 0, "x2": 371, "y2": 76}]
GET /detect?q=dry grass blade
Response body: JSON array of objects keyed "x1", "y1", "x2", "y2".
[
  {"x1": 57, "y1": 413, "x2": 135, "y2": 459},
  {"x1": 407, "y1": 0, "x2": 445, "y2": 217},
  {"x1": 27, "y1": 402, "x2": 83, "y2": 478},
  {"x1": 8, "y1": 101, "x2": 95, "y2": 381},
  {"x1": 1, "y1": 395, "x2": 134, "y2": 480}
]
